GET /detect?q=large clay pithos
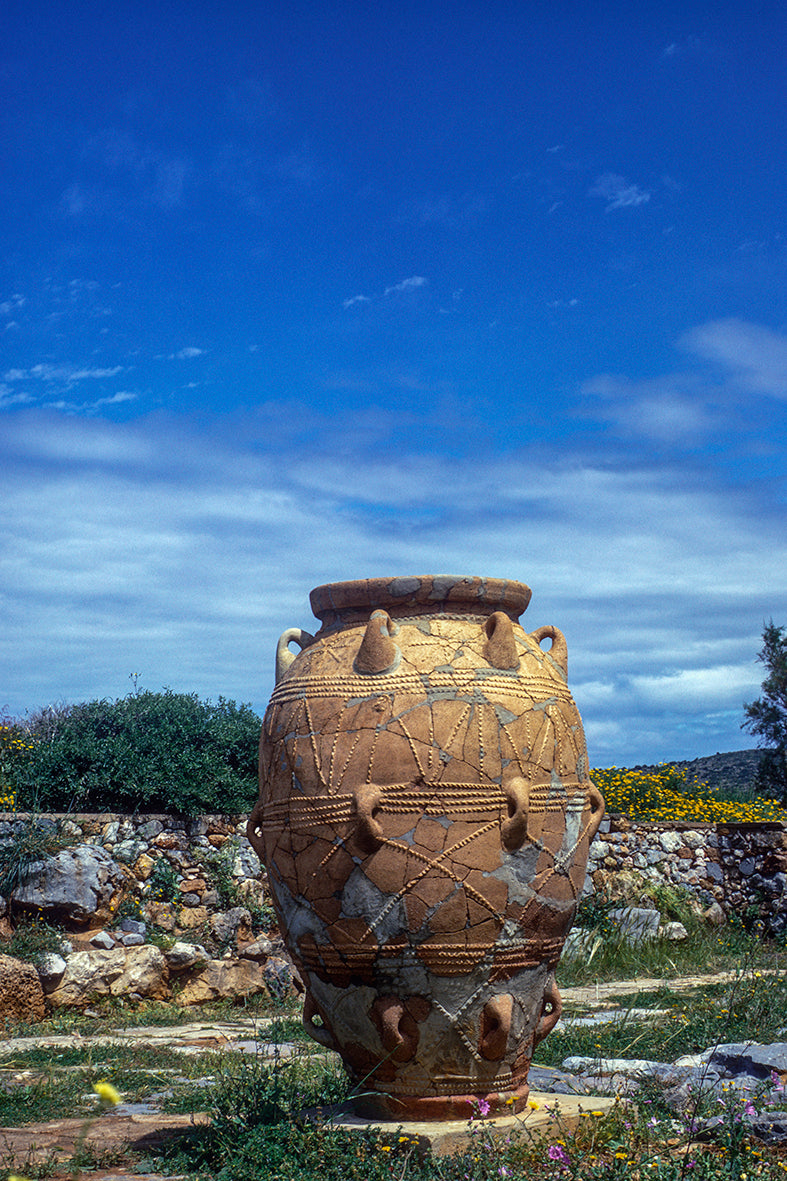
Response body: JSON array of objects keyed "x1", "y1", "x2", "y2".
[{"x1": 248, "y1": 576, "x2": 604, "y2": 1120}]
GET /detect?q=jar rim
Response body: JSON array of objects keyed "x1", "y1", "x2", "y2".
[{"x1": 309, "y1": 575, "x2": 532, "y2": 624}]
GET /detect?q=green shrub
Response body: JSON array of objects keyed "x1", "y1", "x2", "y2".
[{"x1": 15, "y1": 689, "x2": 262, "y2": 816}]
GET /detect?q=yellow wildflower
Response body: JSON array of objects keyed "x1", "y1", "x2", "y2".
[{"x1": 94, "y1": 1081, "x2": 121, "y2": 1106}]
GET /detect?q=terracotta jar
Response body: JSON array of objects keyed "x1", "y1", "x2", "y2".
[{"x1": 247, "y1": 576, "x2": 604, "y2": 1120}]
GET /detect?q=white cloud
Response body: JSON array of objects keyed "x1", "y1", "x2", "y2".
[
  {"x1": 383, "y1": 276, "x2": 427, "y2": 296},
  {"x1": 631, "y1": 665, "x2": 760, "y2": 710},
  {"x1": 43, "y1": 391, "x2": 138, "y2": 414},
  {"x1": 582, "y1": 316, "x2": 787, "y2": 443},
  {"x1": 0, "y1": 295, "x2": 26, "y2": 316},
  {"x1": 3, "y1": 364, "x2": 124, "y2": 384},
  {"x1": 590, "y1": 173, "x2": 651, "y2": 211},
  {"x1": 681, "y1": 319, "x2": 787, "y2": 398},
  {"x1": 171, "y1": 347, "x2": 205, "y2": 360},
  {"x1": 343, "y1": 276, "x2": 427, "y2": 310},
  {"x1": 0, "y1": 408, "x2": 782, "y2": 768}
]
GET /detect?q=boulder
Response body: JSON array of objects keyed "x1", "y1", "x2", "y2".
[
  {"x1": 45, "y1": 946, "x2": 168, "y2": 1007},
  {"x1": 90, "y1": 930, "x2": 116, "y2": 950},
  {"x1": 238, "y1": 937, "x2": 273, "y2": 961},
  {"x1": 262, "y1": 955, "x2": 302, "y2": 997},
  {"x1": 176, "y1": 957, "x2": 266, "y2": 1004},
  {"x1": 178, "y1": 905, "x2": 209, "y2": 930},
  {"x1": 12, "y1": 846, "x2": 126, "y2": 926},
  {"x1": 660, "y1": 921, "x2": 689, "y2": 941},
  {"x1": 704, "y1": 901, "x2": 726, "y2": 925},
  {"x1": 37, "y1": 952, "x2": 67, "y2": 986},
  {"x1": 0, "y1": 954, "x2": 45, "y2": 1021},
  {"x1": 165, "y1": 941, "x2": 208, "y2": 970}
]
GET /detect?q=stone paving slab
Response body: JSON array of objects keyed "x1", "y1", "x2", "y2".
[
  {"x1": 560, "y1": 968, "x2": 775, "y2": 1007},
  {"x1": 0, "y1": 1110, "x2": 209, "y2": 1171}
]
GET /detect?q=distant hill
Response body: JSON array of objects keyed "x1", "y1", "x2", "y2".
[{"x1": 630, "y1": 748, "x2": 763, "y2": 797}]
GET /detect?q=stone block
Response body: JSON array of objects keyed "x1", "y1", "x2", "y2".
[
  {"x1": 0, "y1": 954, "x2": 45, "y2": 1022},
  {"x1": 609, "y1": 906, "x2": 661, "y2": 943}
]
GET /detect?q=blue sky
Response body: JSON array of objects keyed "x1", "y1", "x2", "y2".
[{"x1": 2, "y1": 0, "x2": 786, "y2": 766}]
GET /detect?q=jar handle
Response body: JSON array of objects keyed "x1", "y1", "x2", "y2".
[
  {"x1": 246, "y1": 799, "x2": 266, "y2": 861},
  {"x1": 533, "y1": 978, "x2": 562, "y2": 1047},
  {"x1": 586, "y1": 783, "x2": 606, "y2": 841},
  {"x1": 275, "y1": 627, "x2": 314, "y2": 683},
  {"x1": 529, "y1": 625, "x2": 568, "y2": 677},
  {"x1": 303, "y1": 992, "x2": 337, "y2": 1049}
]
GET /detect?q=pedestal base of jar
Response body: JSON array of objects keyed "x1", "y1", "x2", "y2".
[{"x1": 302, "y1": 1092, "x2": 619, "y2": 1158}]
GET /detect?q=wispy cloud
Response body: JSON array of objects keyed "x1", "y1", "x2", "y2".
[
  {"x1": 590, "y1": 173, "x2": 651, "y2": 211},
  {"x1": 581, "y1": 317, "x2": 787, "y2": 443},
  {"x1": 0, "y1": 295, "x2": 26, "y2": 317},
  {"x1": 680, "y1": 319, "x2": 787, "y2": 398},
  {"x1": 384, "y1": 275, "x2": 427, "y2": 296},
  {"x1": 171, "y1": 347, "x2": 205, "y2": 360},
  {"x1": 342, "y1": 294, "x2": 370, "y2": 309},
  {"x1": 1, "y1": 402, "x2": 780, "y2": 765},
  {"x1": 343, "y1": 276, "x2": 427, "y2": 309},
  {"x1": 44, "y1": 391, "x2": 138, "y2": 414},
  {"x1": 3, "y1": 364, "x2": 124, "y2": 384}
]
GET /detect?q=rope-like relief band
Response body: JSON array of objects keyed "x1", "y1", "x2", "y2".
[
  {"x1": 298, "y1": 934, "x2": 563, "y2": 964},
  {"x1": 270, "y1": 669, "x2": 569, "y2": 706},
  {"x1": 259, "y1": 781, "x2": 590, "y2": 824},
  {"x1": 366, "y1": 1071, "x2": 520, "y2": 1096}
]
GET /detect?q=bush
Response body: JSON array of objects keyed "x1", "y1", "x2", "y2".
[{"x1": 15, "y1": 690, "x2": 262, "y2": 816}]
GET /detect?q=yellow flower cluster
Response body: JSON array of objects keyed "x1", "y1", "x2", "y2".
[
  {"x1": 0, "y1": 722, "x2": 35, "y2": 811},
  {"x1": 590, "y1": 764, "x2": 783, "y2": 824}
]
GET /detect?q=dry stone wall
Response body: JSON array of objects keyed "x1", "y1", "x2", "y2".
[
  {"x1": 0, "y1": 812, "x2": 298, "y2": 1014},
  {"x1": 2, "y1": 811, "x2": 787, "y2": 1015},
  {"x1": 589, "y1": 815, "x2": 787, "y2": 936}
]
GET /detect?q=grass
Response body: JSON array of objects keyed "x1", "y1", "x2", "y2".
[
  {"x1": 557, "y1": 918, "x2": 781, "y2": 987},
  {"x1": 4, "y1": 942, "x2": 787, "y2": 1179},
  {"x1": 537, "y1": 969, "x2": 787, "y2": 1067}
]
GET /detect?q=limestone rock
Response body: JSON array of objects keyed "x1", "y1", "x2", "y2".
[
  {"x1": 165, "y1": 941, "x2": 208, "y2": 970},
  {"x1": 133, "y1": 853, "x2": 155, "y2": 880},
  {"x1": 12, "y1": 846, "x2": 126, "y2": 926},
  {"x1": 178, "y1": 905, "x2": 209, "y2": 929},
  {"x1": 704, "y1": 901, "x2": 726, "y2": 925},
  {"x1": 90, "y1": 930, "x2": 116, "y2": 950},
  {"x1": 209, "y1": 907, "x2": 252, "y2": 946},
  {"x1": 0, "y1": 954, "x2": 45, "y2": 1021},
  {"x1": 37, "y1": 952, "x2": 67, "y2": 985},
  {"x1": 238, "y1": 937, "x2": 273, "y2": 960},
  {"x1": 660, "y1": 921, "x2": 689, "y2": 941},
  {"x1": 45, "y1": 946, "x2": 167, "y2": 1007},
  {"x1": 609, "y1": 906, "x2": 661, "y2": 943},
  {"x1": 262, "y1": 954, "x2": 302, "y2": 997},
  {"x1": 144, "y1": 901, "x2": 177, "y2": 930},
  {"x1": 176, "y1": 957, "x2": 265, "y2": 1004}
]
